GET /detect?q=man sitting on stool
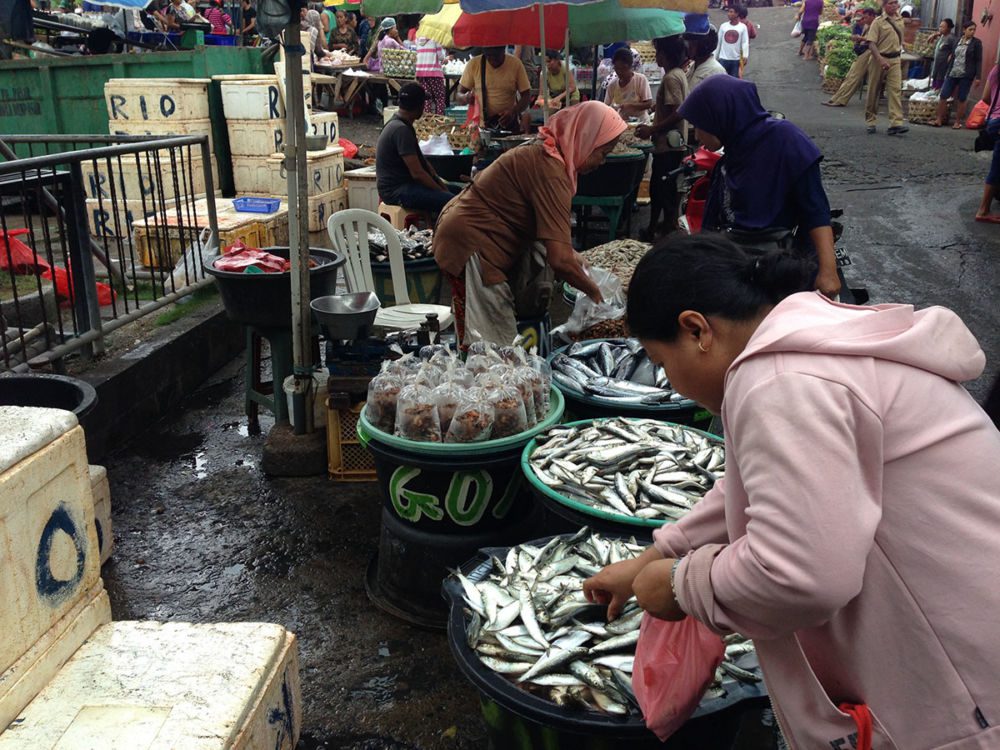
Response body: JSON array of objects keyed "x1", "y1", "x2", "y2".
[{"x1": 375, "y1": 83, "x2": 455, "y2": 216}]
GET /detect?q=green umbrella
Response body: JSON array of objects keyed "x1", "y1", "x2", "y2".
[
  {"x1": 567, "y1": 1, "x2": 685, "y2": 45},
  {"x1": 361, "y1": 0, "x2": 444, "y2": 16}
]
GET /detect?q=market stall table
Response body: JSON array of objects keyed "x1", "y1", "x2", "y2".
[
  {"x1": 339, "y1": 70, "x2": 418, "y2": 118},
  {"x1": 312, "y1": 60, "x2": 358, "y2": 106}
]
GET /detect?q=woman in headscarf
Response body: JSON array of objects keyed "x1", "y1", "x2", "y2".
[
  {"x1": 300, "y1": 8, "x2": 330, "y2": 63},
  {"x1": 363, "y1": 17, "x2": 403, "y2": 73},
  {"x1": 678, "y1": 75, "x2": 841, "y2": 299},
  {"x1": 434, "y1": 101, "x2": 626, "y2": 346}
]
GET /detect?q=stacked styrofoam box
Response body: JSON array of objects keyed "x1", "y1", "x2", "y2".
[
  {"x1": 344, "y1": 166, "x2": 379, "y2": 214},
  {"x1": 87, "y1": 465, "x2": 113, "y2": 565},
  {"x1": 91, "y1": 78, "x2": 220, "y2": 244},
  {"x1": 0, "y1": 406, "x2": 302, "y2": 750}
]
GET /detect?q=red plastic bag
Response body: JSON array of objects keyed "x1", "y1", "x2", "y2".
[
  {"x1": 338, "y1": 137, "x2": 359, "y2": 159},
  {"x1": 632, "y1": 613, "x2": 725, "y2": 741},
  {"x1": 967, "y1": 99, "x2": 989, "y2": 130},
  {"x1": 465, "y1": 92, "x2": 480, "y2": 127}
]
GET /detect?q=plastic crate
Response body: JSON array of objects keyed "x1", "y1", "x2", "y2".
[
  {"x1": 233, "y1": 196, "x2": 281, "y2": 213},
  {"x1": 327, "y1": 401, "x2": 376, "y2": 482},
  {"x1": 205, "y1": 33, "x2": 238, "y2": 46}
]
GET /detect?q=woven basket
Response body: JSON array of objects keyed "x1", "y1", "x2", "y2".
[
  {"x1": 447, "y1": 126, "x2": 474, "y2": 151},
  {"x1": 413, "y1": 114, "x2": 452, "y2": 141},
  {"x1": 906, "y1": 98, "x2": 943, "y2": 125},
  {"x1": 381, "y1": 48, "x2": 416, "y2": 78},
  {"x1": 821, "y1": 76, "x2": 844, "y2": 94},
  {"x1": 632, "y1": 41, "x2": 656, "y2": 65}
]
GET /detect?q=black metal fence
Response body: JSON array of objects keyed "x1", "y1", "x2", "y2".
[{"x1": 0, "y1": 134, "x2": 219, "y2": 372}]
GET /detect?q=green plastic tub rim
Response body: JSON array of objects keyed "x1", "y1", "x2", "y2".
[
  {"x1": 547, "y1": 337, "x2": 699, "y2": 414},
  {"x1": 358, "y1": 387, "x2": 565, "y2": 456},
  {"x1": 520, "y1": 417, "x2": 723, "y2": 529}
]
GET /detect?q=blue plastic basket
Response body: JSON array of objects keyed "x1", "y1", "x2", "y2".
[
  {"x1": 205, "y1": 33, "x2": 238, "y2": 46},
  {"x1": 232, "y1": 197, "x2": 281, "y2": 214}
]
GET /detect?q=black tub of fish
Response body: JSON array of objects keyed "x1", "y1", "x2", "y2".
[
  {"x1": 442, "y1": 529, "x2": 769, "y2": 749},
  {"x1": 548, "y1": 340, "x2": 711, "y2": 429}
]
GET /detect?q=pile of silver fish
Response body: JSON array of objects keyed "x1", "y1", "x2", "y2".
[
  {"x1": 528, "y1": 419, "x2": 723, "y2": 521},
  {"x1": 455, "y1": 528, "x2": 646, "y2": 715},
  {"x1": 550, "y1": 339, "x2": 688, "y2": 406},
  {"x1": 368, "y1": 226, "x2": 434, "y2": 263},
  {"x1": 454, "y1": 528, "x2": 761, "y2": 717}
]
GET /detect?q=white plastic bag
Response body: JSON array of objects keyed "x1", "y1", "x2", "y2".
[
  {"x1": 791, "y1": 19, "x2": 803, "y2": 37},
  {"x1": 420, "y1": 133, "x2": 453, "y2": 155},
  {"x1": 170, "y1": 227, "x2": 215, "y2": 289},
  {"x1": 560, "y1": 267, "x2": 626, "y2": 336}
]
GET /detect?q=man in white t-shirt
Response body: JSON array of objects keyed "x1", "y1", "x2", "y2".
[
  {"x1": 716, "y1": 6, "x2": 749, "y2": 77},
  {"x1": 603, "y1": 46, "x2": 653, "y2": 124}
]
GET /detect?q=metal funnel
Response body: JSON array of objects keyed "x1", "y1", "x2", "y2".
[{"x1": 310, "y1": 292, "x2": 381, "y2": 341}]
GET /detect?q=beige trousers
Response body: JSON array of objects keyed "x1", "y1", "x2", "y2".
[
  {"x1": 865, "y1": 57, "x2": 904, "y2": 127},
  {"x1": 829, "y1": 50, "x2": 871, "y2": 106}
]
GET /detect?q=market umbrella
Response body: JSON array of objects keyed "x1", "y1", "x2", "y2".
[{"x1": 361, "y1": 0, "x2": 444, "y2": 16}]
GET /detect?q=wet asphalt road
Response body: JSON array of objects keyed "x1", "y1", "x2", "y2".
[{"x1": 102, "y1": 9, "x2": 1000, "y2": 750}]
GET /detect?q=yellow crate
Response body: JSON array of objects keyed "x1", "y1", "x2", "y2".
[
  {"x1": 327, "y1": 401, "x2": 376, "y2": 482},
  {"x1": 133, "y1": 221, "x2": 266, "y2": 270}
]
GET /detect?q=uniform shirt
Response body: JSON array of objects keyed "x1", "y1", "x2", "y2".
[
  {"x1": 375, "y1": 115, "x2": 431, "y2": 203},
  {"x1": 434, "y1": 144, "x2": 572, "y2": 285},
  {"x1": 604, "y1": 71, "x2": 653, "y2": 123},
  {"x1": 459, "y1": 54, "x2": 531, "y2": 119},
  {"x1": 864, "y1": 13, "x2": 904, "y2": 56}
]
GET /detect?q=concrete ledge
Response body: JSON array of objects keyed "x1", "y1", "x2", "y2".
[{"x1": 77, "y1": 302, "x2": 243, "y2": 461}]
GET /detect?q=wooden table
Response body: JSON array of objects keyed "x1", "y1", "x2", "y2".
[
  {"x1": 339, "y1": 71, "x2": 417, "y2": 118},
  {"x1": 311, "y1": 62, "x2": 358, "y2": 108}
]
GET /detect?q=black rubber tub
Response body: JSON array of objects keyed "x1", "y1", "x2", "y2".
[
  {"x1": 204, "y1": 246, "x2": 345, "y2": 329},
  {"x1": 0, "y1": 374, "x2": 97, "y2": 419},
  {"x1": 425, "y1": 153, "x2": 474, "y2": 182},
  {"x1": 443, "y1": 534, "x2": 770, "y2": 749},
  {"x1": 576, "y1": 152, "x2": 646, "y2": 198}
]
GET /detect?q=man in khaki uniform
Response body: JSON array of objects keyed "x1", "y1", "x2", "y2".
[
  {"x1": 823, "y1": 8, "x2": 877, "y2": 107},
  {"x1": 864, "y1": 0, "x2": 908, "y2": 135}
]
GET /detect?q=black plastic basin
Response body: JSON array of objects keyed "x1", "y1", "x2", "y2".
[
  {"x1": 0, "y1": 374, "x2": 98, "y2": 419},
  {"x1": 425, "y1": 153, "x2": 474, "y2": 183},
  {"x1": 204, "y1": 246, "x2": 345, "y2": 329},
  {"x1": 576, "y1": 152, "x2": 646, "y2": 198}
]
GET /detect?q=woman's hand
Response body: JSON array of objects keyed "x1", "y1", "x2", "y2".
[
  {"x1": 584, "y1": 556, "x2": 648, "y2": 621},
  {"x1": 633, "y1": 559, "x2": 686, "y2": 621},
  {"x1": 635, "y1": 124, "x2": 653, "y2": 139},
  {"x1": 815, "y1": 267, "x2": 842, "y2": 299}
]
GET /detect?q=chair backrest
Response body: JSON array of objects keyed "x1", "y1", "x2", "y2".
[{"x1": 326, "y1": 208, "x2": 411, "y2": 305}]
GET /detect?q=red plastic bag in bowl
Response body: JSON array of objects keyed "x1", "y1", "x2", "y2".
[{"x1": 338, "y1": 138, "x2": 359, "y2": 159}]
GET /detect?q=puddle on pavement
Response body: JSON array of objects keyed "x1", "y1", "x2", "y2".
[
  {"x1": 194, "y1": 450, "x2": 208, "y2": 479},
  {"x1": 137, "y1": 431, "x2": 204, "y2": 461},
  {"x1": 221, "y1": 421, "x2": 251, "y2": 437},
  {"x1": 298, "y1": 733, "x2": 423, "y2": 750},
  {"x1": 349, "y1": 674, "x2": 411, "y2": 709}
]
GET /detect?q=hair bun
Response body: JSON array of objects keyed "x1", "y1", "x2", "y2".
[{"x1": 747, "y1": 251, "x2": 815, "y2": 303}]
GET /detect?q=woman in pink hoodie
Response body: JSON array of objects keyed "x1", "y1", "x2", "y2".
[{"x1": 584, "y1": 233, "x2": 1000, "y2": 748}]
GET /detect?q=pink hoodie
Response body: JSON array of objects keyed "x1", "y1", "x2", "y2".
[{"x1": 653, "y1": 291, "x2": 1000, "y2": 749}]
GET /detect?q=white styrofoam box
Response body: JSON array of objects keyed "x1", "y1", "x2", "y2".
[
  {"x1": 308, "y1": 187, "x2": 347, "y2": 232},
  {"x1": 273, "y1": 61, "x2": 313, "y2": 118},
  {"x1": 0, "y1": 621, "x2": 301, "y2": 750},
  {"x1": 0, "y1": 406, "x2": 104, "y2": 691},
  {"x1": 307, "y1": 111, "x2": 339, "y2": 147},
  {"x1": 80, "y1": 155, "x2": 217, "y2": 202},
  {"x1": 233, "y1": 147, "x2": 343, "y2": 198},
  {"x1": 108, "y1": 117, "x2": 214, "y2": 151},
  {"x1": 88, "y1": 465, "x2": 112, "y2": 565},
  {"x1": 278, "y1": 34, "x2": 314, "y2": 73},
  {"x1": 216, "y1": 75, "x2": 284, "y2": 121},
  {"x1": 227, "y1": 119, "x2": 286, "y2": 157},
  {"x1": 0, "y1": 585, "x2": 111, "y2": 734},
  {"x1": 382, "y1": 106, "x2": 399, "y2": 125},
  {"x1": 344, "y1": 166, "x2": 379, "y2": 213},
  {"x1": 105, "y1": 78, "x2": 211, "y2": 122},
  {"x1": 86, "y1": 198, "x2": 158, "y2": 237}
]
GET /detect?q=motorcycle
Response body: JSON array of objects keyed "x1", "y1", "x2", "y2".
[{"x1": 669, "y1": 146, "x2": 869, "y2": 304}]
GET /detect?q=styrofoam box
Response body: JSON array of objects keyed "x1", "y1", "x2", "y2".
[
  {"x1": 232, "y1": 147, "x2": 343, "y2": 197},
  {"x1": 88, "y1": 465, "x2": 113, "y2": 565},
  {"x1": 228, "y1": 119, "x2": 286, "y2": 157},
  {"x1": 273, "y1": 62, "x2": 312, "y2": 118},
  {"x1": 344, "y1": 166, "x2": 379, "y2": 213},
  {"x1": 216, "y1": 75, "x2": 285, "y2": 121},
  {"x1": 382, "y1": 106, "x2": 398, "y2": 125},
  {"x1": 278, "y1": 34, "x2": 314, "y2": 73},
  {"x1": 85, "y1": 197, "x2": 159, "y2": 238},
  {"x1": 0, "y1": 621, "x2": 301, "y2": 750},
  {"x1": 308, "y1": 188, "x2": 347, "y2": 232},
  {"x1": 80, "y1": 155, "x2": 218, "y2": 202},
  {"x1": 307, "y1": 111, "x2": 339, "y2": 146},
  {"x1": 108, "y1": 117, "x2": 214, "y2": 151},
  {"x1": 105, "y1": 78, "x2": 211, "y2": 122},
  {"x1": 0, "y1": 407, "x2": 101, "y2": 677}
]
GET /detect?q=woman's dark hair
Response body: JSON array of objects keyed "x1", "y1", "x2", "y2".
[
  {"x1": 962, "y1": 20, "x2": 976, "y2": 30},
  {"x1": 626, "y1": 233, "x2": 814, "y2": 342},
  {"x1": 654, "y1": 35, "x2": 687, "y2": 70},
  {"x1": 736, "y1": 5, "x2": 748, "y2": 18},
  {"x1": 612, "y1": 47, "x2": 634, "y2": 66},
  {"x1": 545, "y1": 48, "x2": 562, "y2": 60},
  {"x1": 692, "y1": 27, "x2": 719, "y2": 58},
  {"x1": 943, "y1": 17, "x2": 954, "y2": 29}
]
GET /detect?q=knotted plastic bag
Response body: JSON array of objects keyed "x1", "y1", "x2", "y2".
[
  {"x1": 632, "y1": 614, "x2": 725, "y2": 741},
  {"x1": 562, "y1": 267, "x2": 626, "y2": 336}
]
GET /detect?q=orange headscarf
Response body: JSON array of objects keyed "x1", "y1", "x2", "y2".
[{"x1": 538, "y1": 101, "x2": 627, "y2": 192}]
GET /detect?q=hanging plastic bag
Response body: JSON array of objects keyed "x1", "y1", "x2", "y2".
[
  {"x1": 791, "y1": 19, "x2": 803, "y2": 37},
  {"x1": 560, "y1": 266, "x2": 625, "y2": 336},
  {"x1": 170, "y1": 227, "x2": 215, "y2": 289},
  {"x1": 966, "y1": 99, "x2": 989, "y2": 130},
  {"x1": 632, "y1": 614, "x2": 725, "y2": 741}
]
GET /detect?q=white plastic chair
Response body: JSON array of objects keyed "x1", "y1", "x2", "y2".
[{"x1": 326, "y1": 208, "x2": 454, "y2": 332}]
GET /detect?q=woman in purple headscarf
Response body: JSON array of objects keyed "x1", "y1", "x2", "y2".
[{"x1": 678, "y1": 75, "x2": 841, "y2": 299}]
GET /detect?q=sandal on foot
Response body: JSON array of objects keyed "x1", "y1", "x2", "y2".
[
  {"x1": 974, "y1": 214, "x2": 1000, "y2": 224},
  {"x1": 952, "y1": 122, "x2": 963, "y2": 129}
]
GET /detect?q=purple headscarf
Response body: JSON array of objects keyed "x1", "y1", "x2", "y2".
[{"x1": 679, "y1": 76, "x2": 822, "y2": 230}]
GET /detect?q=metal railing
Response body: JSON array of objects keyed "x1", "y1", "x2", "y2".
[{"x1": 0, "y1": 134, "x2": 219, "y2": 372}]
